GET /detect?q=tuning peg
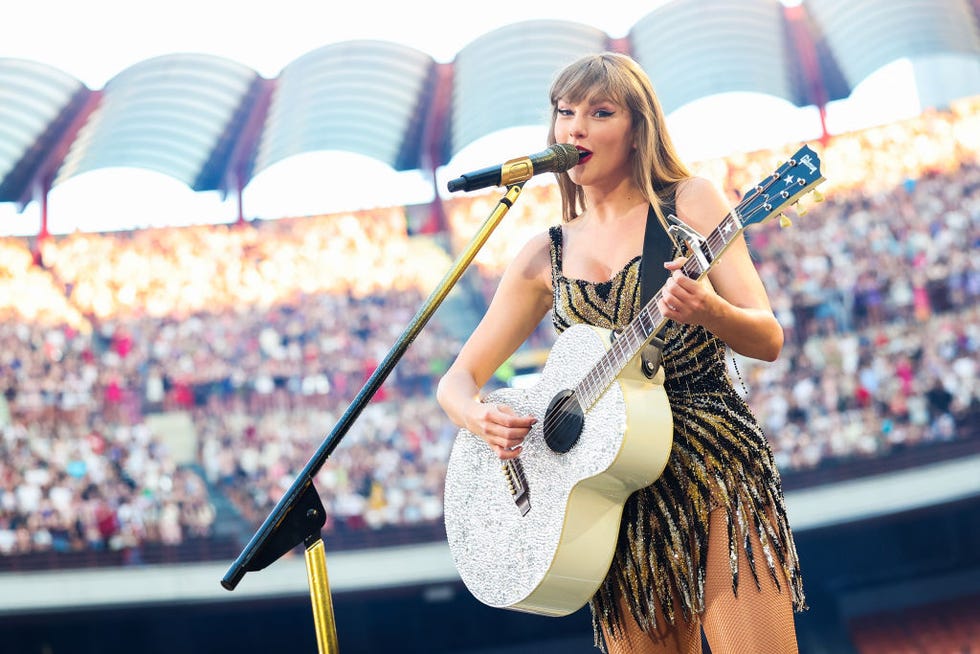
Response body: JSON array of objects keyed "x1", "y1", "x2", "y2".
[
  {"x1": 779, "y1": 213, "x2": 793, "y2": 228},
  {"x1": 812, "y1": 189, "x2": 825, "y2": 203}
]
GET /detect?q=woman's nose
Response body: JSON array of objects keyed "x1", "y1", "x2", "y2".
[{"x1": 566, "y1": 114, "x2": 585, "y2": 138}]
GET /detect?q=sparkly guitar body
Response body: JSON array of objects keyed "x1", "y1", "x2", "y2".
[{"x1": 444, "y1": 323, "x2": 672, "y2": 615}]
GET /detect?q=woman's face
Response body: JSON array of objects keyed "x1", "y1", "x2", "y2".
[{"x1": 554, "y1": 94, "x2": 634, "y2": 189}]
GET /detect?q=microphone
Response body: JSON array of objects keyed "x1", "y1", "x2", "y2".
[{"x1": 446, "y1": 143, "x2": 580, "y2": 193}]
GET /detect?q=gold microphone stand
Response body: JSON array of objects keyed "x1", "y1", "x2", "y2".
[{"x1": 221, "y1": 183, "x2": 527, "y2": 653}]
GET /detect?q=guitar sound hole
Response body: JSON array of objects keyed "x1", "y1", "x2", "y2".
[{"x1": 544, "y1": 390, "x2": 584, "y2": 453}]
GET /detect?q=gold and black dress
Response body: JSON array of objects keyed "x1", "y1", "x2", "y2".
[{"x1": 547, "y1": 224, "x2": 806, "y2": 644}]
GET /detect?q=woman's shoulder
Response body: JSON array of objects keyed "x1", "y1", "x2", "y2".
[
  {"x1": 510, "y1": 227, "x2": 559, "y2": 268},
  {"x1": 675, "y1": 175, "x2": 723, "y2": 201},
  {"x1": 674, "y1": 175, "x2": 730, "y2": 230},
  {"x1": 496, "y1": 227, "x2": 559, "y2": 291}
]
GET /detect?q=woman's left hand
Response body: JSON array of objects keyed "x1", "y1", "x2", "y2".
[{"x1": 658, "y1": 256, "x2": 718, "y2": 325}]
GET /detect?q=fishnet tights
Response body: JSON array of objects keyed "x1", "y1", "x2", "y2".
[{"x1": 601, "y1": 508, "x2": 799, "y2": 654}]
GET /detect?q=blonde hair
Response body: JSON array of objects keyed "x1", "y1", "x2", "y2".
[{"x1": 547, "y1": 52, "x2": 691, "y2": 223}]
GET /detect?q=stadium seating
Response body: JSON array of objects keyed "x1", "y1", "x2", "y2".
[{"x1": 1, "y1": 99, "x2": 977, "y2": 570}]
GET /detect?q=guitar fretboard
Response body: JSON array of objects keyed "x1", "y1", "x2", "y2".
[
  {"x1": 572, "y1": 153, "x2": 819, "y2": 410},
  {"x1": 574, "y1": 208, "x2": 743, "y2": 408}
]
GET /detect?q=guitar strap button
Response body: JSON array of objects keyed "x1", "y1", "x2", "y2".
[{"x1": 640, "y1": 337, "x2": 665, "y2": 380}]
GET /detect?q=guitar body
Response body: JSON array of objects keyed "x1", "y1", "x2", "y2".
[{"x1": 443, "y1": 323, "x2": 674, "y2": 616}]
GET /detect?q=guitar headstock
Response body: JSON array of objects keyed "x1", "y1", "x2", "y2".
[{"x1": 738, "y1": 144, "x2": 826, "y2": 229}]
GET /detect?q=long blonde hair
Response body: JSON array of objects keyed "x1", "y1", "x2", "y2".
[{"x1": 547, "y1": 52, "x2": 691, "y2": 223}]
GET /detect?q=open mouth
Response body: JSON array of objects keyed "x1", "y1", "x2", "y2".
[{"x1": 574, "y1": 146, "x2": 593, "y2": 164}]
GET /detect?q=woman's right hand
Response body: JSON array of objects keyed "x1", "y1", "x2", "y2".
[
  {"x1": 464, "y1": 401, "x2": 537, "y2": 460},
  {"x1": 434, "y1": 231, "x2": 554, "y2": 460}
]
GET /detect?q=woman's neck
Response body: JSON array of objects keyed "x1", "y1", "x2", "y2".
[{"x1": 581, "y1": 180, "x2": 646, "y2": 224}]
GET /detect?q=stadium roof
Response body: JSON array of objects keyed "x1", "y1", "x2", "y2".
[{"x1": 1, "y1": 0, "x2": 978, "y2": 211}]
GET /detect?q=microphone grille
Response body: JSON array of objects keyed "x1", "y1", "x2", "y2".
[{"x1": 550, "y1": 143, "x2": 580, "y2": 172}]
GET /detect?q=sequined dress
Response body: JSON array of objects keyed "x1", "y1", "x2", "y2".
[{"x1": 547, "y1": 224, "x2": 806, "y2": 643}]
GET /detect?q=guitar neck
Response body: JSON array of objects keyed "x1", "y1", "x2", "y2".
[
  {"x1": 574, "y1": 211, "x2": 743, "y2": 408},
  {"x1": 572, "y1": 145, "x2": 825, "y2": 411}
]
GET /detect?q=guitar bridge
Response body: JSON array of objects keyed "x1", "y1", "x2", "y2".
[{"x1": 502, "y1": 460, "x2": 531, "y2": 516}]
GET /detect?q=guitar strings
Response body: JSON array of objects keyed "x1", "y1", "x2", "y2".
[
  {"x1": 493, "y1": 161, "x2": 813, "y2": 509},
  {"x1": 535, "y1": 165, "x2": 806, "y2": 445},
  {"x1": 539, "y1": 179, "x2": 778, "y2": 439}
]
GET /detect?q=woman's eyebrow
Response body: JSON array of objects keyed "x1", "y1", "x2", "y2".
[{"x1": 587, "y1": 96, "x2": 617, "y2": 107}]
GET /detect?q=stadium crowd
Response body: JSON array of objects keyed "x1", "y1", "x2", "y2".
[
  {"x1": 1, "y1": 209, "x2": 461, "y2": 560},
  {"x1": 0, "y1": 97, "x2": 977, "y2": 562}
]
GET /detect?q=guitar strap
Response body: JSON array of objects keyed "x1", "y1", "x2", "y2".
[
  {"x1": 640, "y1": 202, "x2": 676, "y2": 309},
  {"x1": 638, "y1": 200, "x2": 678, "y2": 379}
]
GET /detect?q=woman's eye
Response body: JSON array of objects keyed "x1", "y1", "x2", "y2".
[
  {"x1": 594, "y1": 109, "x2": 614, "y2": 118},
  {"x1": 557, "y1": 108, "x2": 573, "y2": 117}
]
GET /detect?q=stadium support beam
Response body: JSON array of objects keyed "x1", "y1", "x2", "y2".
[
  {"x1": 30, "y1": 176, "x2": 50, "y2": 266},
  {"x1": 220, "y1": 77, "x2": 275, "y2": 224},
  {"x1": 785, "y1": 3, "x2": 831, "y2": 144},
  {"x1": 608, "y1": 36, "x2": 630, "y2": 54},
  {"x1": 9, "y1": 87, "x2": 101, "y2": 249},
  {"x1": 420, "y1": 63, "x2": 454, "y2": 234}
]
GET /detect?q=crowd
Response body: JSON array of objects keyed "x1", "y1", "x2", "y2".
[
  {"x1": 196, "y1": 396, "x2": 454, "y2": 533},
  {"x1": 1, "y1": 209, "x2": 461, "y2": 559},
  {"x1": 0, "y1": 97, "x2": 977, "y2": 562}
]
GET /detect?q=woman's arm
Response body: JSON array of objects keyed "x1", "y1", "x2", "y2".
[
  {"x1": 436, "y1": 231, "x2": 554, "y2": 458},
  {"x1": 658, "y1": 176, "x2": 784, "y2": 362}
]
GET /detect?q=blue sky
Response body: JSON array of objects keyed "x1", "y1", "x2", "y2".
[{"x1": 0, "y1": 0, "x2": 924, "y2": 235}]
